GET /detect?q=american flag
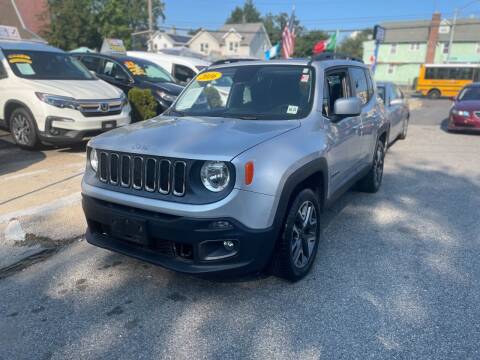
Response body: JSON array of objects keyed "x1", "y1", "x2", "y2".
[{"x1": 281, "y1": 9, "x2": 296, "y2": 59}]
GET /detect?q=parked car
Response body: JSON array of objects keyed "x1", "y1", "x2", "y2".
[
  {"x1": 81, "y1": 57, "x2": 388, "y2": 281},
  {"x1": 0, "y1": 40, "x2": 131, "y2": 149},
  {"x1": 127, "y1": 51, "x2": 210, "y2": 85},
  {"x1": 448, "y1": 83, "x2": 480, "y2": 132},
  {"x1": 377, "y1": 81, "x2": 410, "y2": 144},
  {"x1": 72, "y1": 53, "x2": 183, "y2": 115}
]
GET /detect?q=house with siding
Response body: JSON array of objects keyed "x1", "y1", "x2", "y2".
[
  {"x1": 0, "y1": 0, "x2": 49, "y2": 41},
  {"x1": 363, "y1": 14, "x2": 480, "y2": 86},
  {"x1": 187, "y1": 23, "x2": 272, "y2": 60},
  {"x1": 149, "y1": 31, "x2": 191, "y2": 52}
]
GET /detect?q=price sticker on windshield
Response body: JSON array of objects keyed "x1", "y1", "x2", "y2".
[
  {"x1": 124, "y1": 61, "x2": 145, "y2": 75},
  {"x1": 7, "y1": 54, "x2": 32, "y2": 64},
  {"x1": 196, "y1": 71, "x2": 222, "y2": 82}
]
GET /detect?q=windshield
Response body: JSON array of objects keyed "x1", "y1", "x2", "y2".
[
  {"x1": 4, "y1": 50, "x2": 94, "y2": 80},
  {"x1": 122, "y1": 59, "x2": 175, "y2": 83},
  {"x1": 173, "y1": 65, "x2": 314, "y2": 120},
  {"x1": 458, "y1": 87, "x2": 480, "y2": 101}
]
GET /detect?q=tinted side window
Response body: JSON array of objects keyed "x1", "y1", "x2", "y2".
[
  {"x1": 101, "y1": 60, "x2": 129, "y2": 81},
  {"x1": 80, "y1": 56, "x2": 101, "y2": 72},
  {"x1": 0, "y1": 60, "x2": 7, "y2": 79},
  {"x1": 350, "y1": 67, "x2": 369, "y2": 105},
  {"x1": 364, "y1": 68, "x2": 374, "y2": 100},
  {"x1": 474, "y1": 69, "x2": 480, "y2": 82},
  {"x1": 173, "y1": 64, "x2": 195, "y2": 84},
  {"x1": 324, "y1": 69, "x2": 349, "y2": 118}
]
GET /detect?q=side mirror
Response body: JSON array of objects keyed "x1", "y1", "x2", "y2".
[{"x1": 334, "y1": 97, "x2": 362, "y2": 118}]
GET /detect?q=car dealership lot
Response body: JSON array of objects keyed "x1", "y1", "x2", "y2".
[{"x1": 1, "y1": 99, "x2": 480, "y2": 359}]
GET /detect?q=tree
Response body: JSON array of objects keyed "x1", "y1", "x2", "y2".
[
  {"x1": 226, "y1": 0, "x2": 261, "y2": 24},
  {"x1": 44, "y1": 0, "x2": 101, "y2": 50},
  {"x1": 337, "y1": 29, "x2": 373, "y2": 59},
  {"x1": 44, "y1": 0, "x2": 165, "y2": 50}
]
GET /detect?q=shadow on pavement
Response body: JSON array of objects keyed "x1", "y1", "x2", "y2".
[{"x1": 1, "y1": 157, "x2": 480, "y2": 358}]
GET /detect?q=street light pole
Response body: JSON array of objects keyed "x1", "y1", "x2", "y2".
[{"x1": 148, "y1": 0, "x2": 153, "y2": 51}]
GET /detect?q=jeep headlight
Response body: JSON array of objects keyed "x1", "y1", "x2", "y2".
[
  {"x1": 89, "y1": 148, "x2": 98, "y2": 172},
  {"x1": 200, "y1": 161, "x2": 230, "y2": 192}
]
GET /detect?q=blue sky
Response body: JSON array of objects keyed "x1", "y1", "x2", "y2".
[{"x1": 162, "y1": 0, "x2": 480, "y2": 33}]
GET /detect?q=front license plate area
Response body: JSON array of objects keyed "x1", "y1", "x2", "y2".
[
  {"x1": 102, "y1": 120, "x2": 117, "y2": 130},
  {"x1": 111, "y1": 217, "x2": 148, "y2": 245}
]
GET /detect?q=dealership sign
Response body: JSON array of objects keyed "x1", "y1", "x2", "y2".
[
  {"x1": 0, "y1": 25, "x2": 21, "y2": 40},
  {"x1": 100, "y1": 38, "x2": 127, "y2": 55}
]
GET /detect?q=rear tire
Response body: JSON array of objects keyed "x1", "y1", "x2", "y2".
[
  {"x1": 427, "y1": 89, "x2": 441, "y2": 99},
  {"x1": 270, "y1": 189, "x2": 321, "y2": 282},
  {"x1": 399, "y1": 117, "x2": 409, "y2": 140},
  {"x1": 357, "y1": 139, "x2": 385, "y2": 193},
  {"x1": 10, "y1": 108, "x2": 39, "y2": 150}
]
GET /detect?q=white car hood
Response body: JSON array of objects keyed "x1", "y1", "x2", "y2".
[{"x1": 25, "y1": 79, "x2": 122, "y2": 100}]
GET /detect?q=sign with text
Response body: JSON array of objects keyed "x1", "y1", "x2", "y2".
[
  {"x1": 0, "y1": 25, "x2": 21, "y2": 40},
  {"x1": 100, "y1": 38, "x2": 126, "y2": 55},
  {"x1": 373, "y1": 25, "x2": 385, "y2": 43}
]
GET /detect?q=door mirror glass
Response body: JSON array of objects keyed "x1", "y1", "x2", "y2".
[{"x1": 334, "y1": 97, "x2": 362, "y2": 117}]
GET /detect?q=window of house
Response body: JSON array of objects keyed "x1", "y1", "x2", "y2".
[
  {"x1": 350, "y1": 67, "x2": 369, "y2": 105},
  {"x1": 443, "y1": 42, "x2": 450, "y2": 55},
  {"x1": 387, "y1": 64, "x2": 396, "y2": 75},
  {"x1": 410, "y1": 43, "x2": 420, "y2": 51},
  {"x1": 200, "y1": 43, "x2": 209, "y2": 53},
  {"x1": 390, "y1": 43, "x2": 397, "y2": 55}
]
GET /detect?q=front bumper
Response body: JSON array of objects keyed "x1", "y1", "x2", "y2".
[
  {"x1": 448, "y1": 114, "x2": 480, "y2": 132},
  {"x1": 82, "y1": 195, "x2": 278, "y2": 276}
]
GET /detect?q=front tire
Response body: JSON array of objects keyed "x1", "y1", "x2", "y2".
[
  {"x1": 357, "y1": 139, "x2": 385, "y2": 193},
  {"x1": 10, "y1": 108, "x2": 39, "y2": 149},
  {"x1": 270, "y1": 189, "x2": 321, "y2": 282}
]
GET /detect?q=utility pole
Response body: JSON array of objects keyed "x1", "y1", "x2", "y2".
[
  {"x1": 446, "y1": 8, "x2": 457, "y2": 62},
  {"x1": 148, "y1": 0, "x2": 153, "y2": 50}
]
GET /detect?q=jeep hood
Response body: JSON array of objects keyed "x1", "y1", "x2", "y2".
[
  {"x1": 90, "y1": 116, "x2": 300, "y2": 161},
  {"x1": 25, "y1": 79, "x2": 123, "y2": 99}
]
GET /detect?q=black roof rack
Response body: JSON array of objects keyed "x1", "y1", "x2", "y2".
[{"x1": 310, "y1": 52, "x2": 364, "y2": 63}]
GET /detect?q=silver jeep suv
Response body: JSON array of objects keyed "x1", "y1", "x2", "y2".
[{"x1": 82, "y1": 56, "x2": 388, "y2": 281}]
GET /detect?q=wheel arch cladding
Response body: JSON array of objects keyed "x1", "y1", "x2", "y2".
[
  {"x1": 274, "y1": 158, "x2": 328, "y2": 231},
  {"x1": 4, "y1": 100, "x2": 34, "y2": 128}
]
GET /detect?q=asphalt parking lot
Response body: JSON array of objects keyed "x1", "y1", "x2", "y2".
[{"x1": 1, "y1": 99, "x2": 480, "y2": 359}]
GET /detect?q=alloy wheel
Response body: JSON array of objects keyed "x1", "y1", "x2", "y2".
[
  {"x1": 290, "y1": 200, "x2": 318, "y2": 269},
  {"x1": 12, "y1": 113, "x2": 32, "y2": 145}
]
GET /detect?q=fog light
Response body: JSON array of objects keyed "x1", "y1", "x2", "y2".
[
  {"x1": 209, "y1": 220, "x2": 233, "y2": 230},
  {"x1": 223, "y1": 240, "x2": 235, "y2": 251}
]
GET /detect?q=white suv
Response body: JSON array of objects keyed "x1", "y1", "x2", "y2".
[{"x1": 0, "y1": 40, "x2": 131, "y2": 149}]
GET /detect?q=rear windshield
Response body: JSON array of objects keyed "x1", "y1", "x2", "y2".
[
  {"x1": 122, "y1": 58, "x2": 175, "y2": 83},
  {"x1": 458, "y1": 87, "x2": 480, "y2": 101},
  {"x1": 173, "y1": 65, "x2": 314, "y2": 120},
  {"x1": 3, "y1": 50, "x2": 94, "y2": 80}
]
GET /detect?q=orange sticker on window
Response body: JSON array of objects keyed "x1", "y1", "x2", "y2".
[
  {"x1": 123, "y1": 61, "x2": 145, "y2": 75},
  {"x1": 196, "y1": 71, "x2": 222, "y2": 82},
  {"x1": 7, "y1": 54, "x2": 32, "y2": 64}
]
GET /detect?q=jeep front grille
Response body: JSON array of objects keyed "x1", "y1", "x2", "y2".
[{"x1": 98, "y1": 151, "x2": 186, "y2": 196}]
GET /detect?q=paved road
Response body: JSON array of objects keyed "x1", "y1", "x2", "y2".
[{"x1": 1, "y1": 100, "x2": 480, "y2": 359}]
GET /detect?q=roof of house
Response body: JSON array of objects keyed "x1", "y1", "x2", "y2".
[
  {"x1": 168, "y1": 33, "x2": 191, "y2": 44},
  {"x1": 381, "y1": 18, "x2": 480, "y2": 43},
  {"x1": 0, "y1": 0, "x2": 46, "y2": 41},
  {"x1": 189, "y1": 23, "x2": 269, "y2": 47}
]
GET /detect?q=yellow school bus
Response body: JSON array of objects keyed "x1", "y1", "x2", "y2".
[{"x1": 416, "y1": 64, "x2": 480, "y2": 98}]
